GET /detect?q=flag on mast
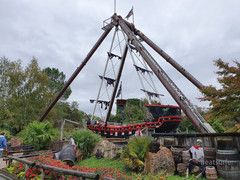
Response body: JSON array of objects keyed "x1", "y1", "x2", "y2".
[{"x1": 125, "y1": 7, "x2": 133, "y2": 19}]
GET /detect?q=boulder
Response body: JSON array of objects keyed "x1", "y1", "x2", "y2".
[
  {"x1": 76, "y1": 149, "x2": 83, "y2": 162},
  {"x1": 144, "y1": 146, "x2": 176, "y2": 175},
  {"x1": 177, "y1": 163, "x2": 187, "y2": 176},
  {"x1": 7, "y1": 137, "x2": 22, "y2": 147},
  {"x1": 149, "y1": 140, "x2": 160, "y2": 153},
  {"x1": 191, "y1": 166, "x2": 200, "y2": 174},
  {"x1": 92, "y1": 140, "x2": 120, "y2": 159}
]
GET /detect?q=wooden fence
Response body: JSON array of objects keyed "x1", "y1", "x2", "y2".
[
  {"x1": 152, "y1": 133, "x2": 240, "y2": 150},
  {"x1": 7, "y1": 155, "x2": 116, "y2": 180}
]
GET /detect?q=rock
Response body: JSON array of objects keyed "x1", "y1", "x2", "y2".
[
  {"x1": 95, "y1": 149, "x2": 103, "y2": 159},
  {"x1": 7, "y1": 137, "x2": 22, "y2": 146},
  {"x1": 92, "y1": 140, "x2": 120, "y2": 159},
  {"x1": 76, "y1": 149, "x2": 83, "y2": 162},
  {"x1": 149, "y1": 140, "x2": 160, "y2": 153},
  {"x1": 177, "y1": 163, "x2": 187, "y2": 176},
  {"x1": 144, "y1": 146, "x2": 176, "y2": 176},
  {"x1": 191, "y1": 166, "x2": 200, "y2": 174}
]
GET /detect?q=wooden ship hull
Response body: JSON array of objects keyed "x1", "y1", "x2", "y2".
[{"x1": 87, "y1": 105, "x2": 182, "y2": 138}]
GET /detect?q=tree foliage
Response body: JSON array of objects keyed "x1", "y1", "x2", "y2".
[
  {"x1": 53, "y1": 101, "x2": 85, "y2": 130},
  {"x1": 43, "y1": 67, "x2": 72, "y2": 101},
  {"x1": 110, "y1": 98, "x2": 157, "y2": 123},
  {"x1": 0, "y1": 57, "x2": 85, "y2": 135},
  {"x1": 201, "y1": 59, "x2": 240, "y2": 130},
  {"x1": 0, "y1": 57, "x2": 56, "y2": 134}
]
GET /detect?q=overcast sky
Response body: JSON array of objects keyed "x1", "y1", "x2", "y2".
[{"x1": 1, "y1": 0, "x2": 240, "y2": 117}]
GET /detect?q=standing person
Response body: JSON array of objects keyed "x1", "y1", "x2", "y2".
[
  {"x1": 135, "y1": 126, "x2": 142, "y2": 137},
  {"x1": 0, "y1": 132, "x2": 7, "y2": 158},
  {"x1": 69, "y1": 135, "x2": 77, "y2": 153}
]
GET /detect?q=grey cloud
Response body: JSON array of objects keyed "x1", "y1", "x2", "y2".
[{"x1": 0, "y1": 0, "x2": 240, "y2": 116}]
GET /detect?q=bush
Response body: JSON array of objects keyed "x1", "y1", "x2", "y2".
[
  {"x1": 18, "y1": 121, "x2": 57, "y2": 150},
  {"x1": 121, "y1": 136, "x2": 154, "y2": 172},
  {"x1": 73, "y1": 129, "x2": 102, "y2": 158},
  {"x1": 0, "y1": 129, "x2": 13, "y2": 140}
]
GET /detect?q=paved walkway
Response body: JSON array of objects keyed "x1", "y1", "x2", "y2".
[
  {"x1": 0, "y1": 159, "x2": 7, "y2": 169},
  {"x1": 0, "y1": 158, "x2": 8, "y2": 180}
]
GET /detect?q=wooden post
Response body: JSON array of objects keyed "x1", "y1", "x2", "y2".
[
  {"x1": 41, "y1": 168, "x2": 45, "y2": 180},
  {"x1": 8, "y1": 159, "x2": 12, "y2": 167},
  {"x1": 25, "y1": 164, "x2": 29, "y2": 176},
  {"x1": 60, "y1": 119, "x2": 65, "y2": 140}
]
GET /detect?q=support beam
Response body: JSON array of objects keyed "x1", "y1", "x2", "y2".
[
  {"x1": 38, "y1": 24, "x2": 114, "y2": 122},
  {"x1": 137, "y1": 31, "x2": 204, "y2": 89},
  {"x1": 116, "y1": 15, "x2": 214, "y2": 133},
  {"x1": 121, "y1": 17, "x2": 204, "y2": 90},
  {"x1": 105, "y1": 44, "x2": 128, "y2": 124}
]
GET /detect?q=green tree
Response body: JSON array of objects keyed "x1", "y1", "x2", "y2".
[
  {"x1": 201, "y1": 59, "x2": 240, "y2": 131},
  {"x1": 0, "y1": 57, "x2": 56, "y2": 134},
  {"x1": 0, "y1": 57, "x2": 21, "y2": 134},
  {"x1": 53, "y1": 101, "x2": 85, "y2": 132},
  {"x1": 112, "y1": 98, "x2": 145, "y2": 123},
  {"x1": 54, "y1": 101, "x2": 85, "y2": 123},
  {"x1": 110, "y1": 98, "x2": 161, "y2": 123},
  {"x1": 43, "y1": 67, "x2": 72, "y2": 101}
]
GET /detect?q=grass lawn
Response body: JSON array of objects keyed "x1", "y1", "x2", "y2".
[
  {"x1": 76, "y1": 156, "x2": 128, "y2": 173},
  {"x1": 76, "y1": 157, "x2": 126, "y2": 171},
  {"x1": 75, "y1": 157, "x2": 220, "y2": 180}
]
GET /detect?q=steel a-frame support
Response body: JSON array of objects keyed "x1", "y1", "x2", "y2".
[
  {"x1": 38, "y1": 13, "x2": 215, "y2": 133},
  {"x1": 38, "y1": 23, "x2": 114, "y2": 122},
  {"x1": 112, "y1": 15, "x2": 215, "y2": 133}
]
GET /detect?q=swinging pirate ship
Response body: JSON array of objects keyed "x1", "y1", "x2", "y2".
[{"x1": 38, "y1": 12, "x2": 215, "y2": 137}]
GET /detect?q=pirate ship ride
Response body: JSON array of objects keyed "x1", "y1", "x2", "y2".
[
  {"x1": 87, "y1": 104, "x2": 182, "y2": 138},
  {"x1": 38, "y1": 12, "x2": 215, "y2": 136}
]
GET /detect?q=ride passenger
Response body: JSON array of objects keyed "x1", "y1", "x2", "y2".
[
  {"x1": 69, "y1": 135, "x2": 77, "y2": 153},
  {"x1": 135, "y1": 126, "x2": 142, "y2": 137}
]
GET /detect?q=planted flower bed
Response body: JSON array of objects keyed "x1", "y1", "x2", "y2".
[{"x1": 4, "y1": 152, "x2": 210, "y2": 180}]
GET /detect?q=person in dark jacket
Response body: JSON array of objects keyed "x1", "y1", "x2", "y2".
[{"x1": 0, "y1": 132, "x2": 7, "y2": 158}]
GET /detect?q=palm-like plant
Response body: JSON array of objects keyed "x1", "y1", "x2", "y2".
[
  {"x1": 18, "y1": 121, "x2": 57, "y2": 150},
  {"x1": 121, "y1": 136, "x2": 154, "y2": 172},
  {"x1": 73, "y1": 129, "x2": 102, "y2": 158}
]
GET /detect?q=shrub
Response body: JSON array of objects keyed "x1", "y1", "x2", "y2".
[
  {"x1": 73, "y1": 129, "x2": 102, "y2": 158},
  {"x1": 0, "y1": 129, "x2": 13, "y2": 140},
  {"x1": 18, "y1": 121, "x2": 57, "y2": 150},
  {"x1": 120, "y1": 136, "x2": 154, "y2": 172}
]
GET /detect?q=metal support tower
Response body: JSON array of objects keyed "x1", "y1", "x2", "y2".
[{"x1": 38, "y1": 14, "x2": 215, "y2": 133}]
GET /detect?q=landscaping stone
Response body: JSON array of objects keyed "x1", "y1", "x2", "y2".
[
  {"x1": 149, "y1": 140, "x2": 160, "y2": 153},
  {"x1": 76, "y1": 149, "x2": 83, "y2": 162},
  {"x1": 144, "y1": 146, "x2": 176, "y2": 176},
  {"x1": 92, "y1": 140, "x2": 120, "y2": 159},
  {"x1": 191, "y1": 166, "x2": 200, "y2": 174},
  {"x1": 177, "y1": 163, "x2": 187, "y2": 176},
  {"x1": 7, "y1": 137, "x2": 22, "y2": 147}
]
